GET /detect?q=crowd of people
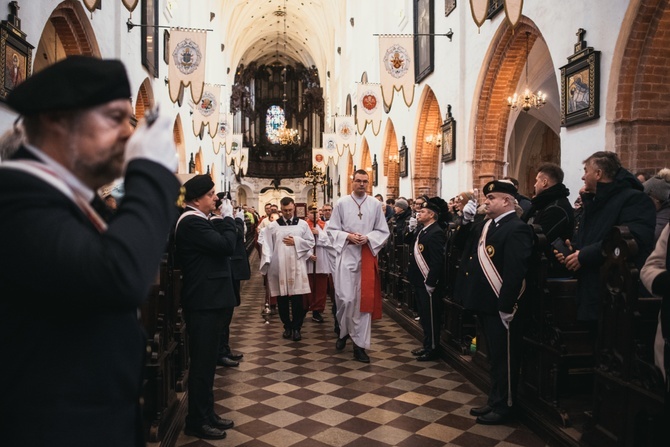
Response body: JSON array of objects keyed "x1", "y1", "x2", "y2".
[{"x1": 1, "y1": 55, "x2": 668, "y2": 445}]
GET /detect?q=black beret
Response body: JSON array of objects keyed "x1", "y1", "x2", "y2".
[
  {"x1": 423, "y1": 196, "x2": 448, "y2": 217},
  {"x1": 483, "y1": 180, "x2": 517, "y2": 197},
  {"x1": 184, "y1": 175, "x2": 214, "y2": 201},
  {"x1": 6, "y1": 56, "x2": 131, "y2": 115}
]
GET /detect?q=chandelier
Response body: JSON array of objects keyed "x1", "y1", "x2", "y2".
[{"x1": 508, "y1": 32, "x2": 547, "y2": 112}]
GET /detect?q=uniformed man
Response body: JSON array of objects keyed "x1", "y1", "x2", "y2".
[
  {"x1": 408, "y1": 197, "x2": 447, "y2": 361},
  {"x1": 0, "y1": 56, "x2": 181, "y2": 446},
  {"x1": 454, "y1": 180, "x2": 533, "y2": 425}
]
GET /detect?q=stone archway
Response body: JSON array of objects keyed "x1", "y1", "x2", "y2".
[
  {"x1": 346, "y1": 152, "x2": 354, "y2": 195},
  {"x1": 135, "y1": 79, "x2": 155, "y2": 121},
  {"x1": 413, "y1": 87, "x2": 442, "y2": 198},
  {"x1": 34, "y1": 0, "x2": 101, "y2": 72},
  {"x1": 359, "y1": 138, "x2": 373, "y2": 195},
  {"x1": 472, "y1": 18, "x2": 553, "y2": 190},
  {"x1": 613, "y1": 0, "x2": 670, "y2": 174},
  {"x1": 382, "y1": 119, "x2": 400, "y2": 199},
  {"x1": 173, "y1": 115, "x2": 187, "y2": 174}
]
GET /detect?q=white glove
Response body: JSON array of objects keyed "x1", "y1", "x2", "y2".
[
  {"x1": 125, "y1": 113, "x2": 178, "y2": 172},
  {"x1": 408, "y1": 216, "x2": 417, "y2": 231},
  {"x1": 499, "y1": 311, "x2": 514, "y2": 329},
  {"x1": 462, "y1": 200, "x2": 477, "y2": 223},
  {"x1": 234, "y1": 208, "x2": 245, "y2": 221},
  {"x1": 219, "y1": 198, "x2": 234, "y2": 218},
  {"x1": 425, "y1": 284, "x2": 435, "y2": 295}
]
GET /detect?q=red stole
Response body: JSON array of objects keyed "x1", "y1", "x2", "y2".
[{"x1": 360, "y1": 244, "x2": 382, "y2": 320}]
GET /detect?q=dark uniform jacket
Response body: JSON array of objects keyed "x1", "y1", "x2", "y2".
[
  {"x1": 454, "y1": 213, "x2": 534, "y2": 314},
  {"x1": 573, "y1": 168, "x2": 655, "y2": 321},
  {"x1": 408, "y1": 222, "x2": 446, "y2": 290},
  {"x1": 176, "y1": 210, "x2": 239, "y2": 310},
  {"x1": 0, "y1": 147, "x2": 181, "y2": 447},
  {"x1": 231, "y1": 218, "x2": 251, "y2": 304}
]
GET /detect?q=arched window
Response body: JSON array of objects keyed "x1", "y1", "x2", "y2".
[{"x1": 266, "y1": 105, "x2": 286, "y2": 144}]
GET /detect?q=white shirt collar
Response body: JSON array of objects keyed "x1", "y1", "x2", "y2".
[
  {"x1": 494, "y1": 209, "x2": 516, "y2": 224},
  {"x1": 23, "y1": 143, "x2": 96, "y2": 203}
]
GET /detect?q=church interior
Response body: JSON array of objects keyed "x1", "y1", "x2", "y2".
[{"x1": 1, "y1": 1, "x2": 669, "y2": 446}]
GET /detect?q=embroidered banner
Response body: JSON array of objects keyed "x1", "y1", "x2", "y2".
[
  {"x1": 193, "y1": 84, "x2": 220, "y2": 138},
  {"x1": 379, "y1": 35, "x2": 415, "y2": 110},
  {"x1": 312, "y1": 148, "x2": 326, "y2": 167},
  {"x1": 504, "y1": 0, "x2": 524, "y2": 29},
  {"x1": 212, "y1": 114, "x2": 231, "y2": 155},
  {"x1": 82, "y1": 0, "x2": 99, "y2": 13},
  {"x1": 356, "y1": 83, "x2": 382, "y2": 136},
  {"x1": 322, "y1": 132, "x2": 339, "y2": 164},
  {"x1": 470, "y1": 0, "x2": 490, "y2": 30},
  {"x1": 335, "y1": 116, "x2": 356, "y2": 155},
  {"x1": 169, "y1": 28, "x2": 207, "y2": 105},
  {"x1": 121, "y1": 0, "x2": 139, "y2": 12}
]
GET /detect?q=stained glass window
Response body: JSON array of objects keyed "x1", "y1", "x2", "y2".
[{"x1": 266, "y1": 105, "x2": 285, "y2": 144}]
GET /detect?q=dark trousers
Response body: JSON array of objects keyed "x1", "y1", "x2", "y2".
[
  {"x1": 277, "y1": 295, "x2": 304, "y2": 330},
  {"x1": 217, "y1": 307, "x2": 235, "y2": 358},
  {"x1": 479, "y1": 312, "x2": 522, "y2": 414},
  {"x1": 184, "y1": 308, "x2": 225, "y2": 427},
  {"x1": 414, "y1": 285, "x2": 442, "y2": 351}
]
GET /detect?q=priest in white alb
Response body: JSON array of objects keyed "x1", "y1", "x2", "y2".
[
  {"x1": 260, "y1": 197, "x2": 314, "y2": 342},
  {"x1": 327, "y1": 170, "x2": 390, "y2": 362}
]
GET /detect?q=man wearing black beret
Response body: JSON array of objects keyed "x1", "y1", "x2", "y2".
[
  {"x1": 408, "y1": 197, "x2": 447, "y2": 361},
  {"x1": 175, "y1": 175, "x2": 240, "y2": 440},
  {"x1": 0, "y1": 56, "x2": 181, "y2": 446},
  {"x1": 454, "y1": 180, "x2": 533, "y2": 425}
]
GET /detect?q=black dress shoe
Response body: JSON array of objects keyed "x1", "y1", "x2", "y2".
[
  {"x1": 469, "y1": 405, "x2": 493, "y2": 416},
  {"x1": 292, "y1": 329, "x2": 302, "y2": 341},
  {"x1": 335, "y1": 334, "x2": 349, "y2": 350},
  {"x1": 476, "y1": 411, "x2": 511, "y2": 425},
  {"x1": 416, "y1": 351, "x2": 439, "y2": 362},
  {"x1": 210, "y1": 414, "x2": 234, "y2": 430},
  {"x1": 282, "y1": 328, "x2": 292, "y2": 339},
  {"x1": 216, "y1": 356, "x2": 239, "y2": 367},
  {"x1": 227, "y1": 353, "x2": 244, "y2": 361},
  {"x1": 184, "y1": 424, "x2": 227, "y2": 440},
  {"x1": 312, "y1": 311, "x2": 324, "y2": 323},
  {"x1": 411, "y1": 347, "x2": 427, "y2": 356},
  {"x1": 353, "y1": 346, "x2": 370, "y2": 363}
]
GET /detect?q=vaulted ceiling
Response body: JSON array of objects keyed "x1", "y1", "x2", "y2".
[{"x1": 217, "y1": 0, "x2": 344, "y2": 74}]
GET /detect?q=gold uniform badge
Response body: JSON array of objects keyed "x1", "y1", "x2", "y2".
[
  {"x1": 418, "y1": 243, "x2": 424, "y2": 252},
  {"x1": 485, "y1": 245, "x2": 495, "y2": 258}
]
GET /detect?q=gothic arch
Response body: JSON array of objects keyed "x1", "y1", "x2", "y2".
[
  {"x1": 413, "y1": 86, "x2": 442, "y2": 198},
  {"x1": 382, "y1": 118, "x2": 400, "y2": 199},
  {"x1": 135, "y1": 79, "x2": 155, "y2": 121},
  {"x1": 346, "y1": 152, "x2": 354, "y2": 195},
  {"x1": 34, "y1": 0, "x2": 101, "y2": 73},
  {"x1": 194, "y1": 148, "x2": 204, "y2": 175},
  {"x1": 612, "y1": 0, "x2": 670, "y2": 174},
  {"x1": 359, "y1": 138, "x2": 372, "y2": 195},
  {"x1": 173, "y1": 115, "x2": 187, "y2": 174},
  {"x1": 472, "y1": 18, "x2": 553, "y2": 189}
]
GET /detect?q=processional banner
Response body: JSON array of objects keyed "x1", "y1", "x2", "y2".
[
  {"x1": 169, "y1": 28, "x2": 207, "y2": 105},
  {"x1": 379, "y1": 35, "x2": 415, "y2": 110},
  {"x1": 322, "y1": 133, "x2": 339, "y2": 164},
  {"x1": 335, "y1": 116, "x2": 356, "y2": 156},
  {"x1": 193, "y1": 84, "x2": 220, "y2": 138},
  {"x1": 356, "y1": 83, "x2": 382, "y2": 136}
]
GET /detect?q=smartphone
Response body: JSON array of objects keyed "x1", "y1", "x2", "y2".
[{"x1": 551, "y1": 237, "x2": 572, "y2": 257}]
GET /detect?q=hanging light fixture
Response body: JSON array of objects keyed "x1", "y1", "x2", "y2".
[
  {"x1": 268, "y1": 0, "x2": 300, "y2": 145},
  {"x1": 508, "y1": 32, "x2": 546, "y2": 112}
]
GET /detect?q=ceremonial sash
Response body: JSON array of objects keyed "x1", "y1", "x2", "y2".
[
  {"x1": 477, "y1": 219, "x2": 525, "y2": 305},
  {"x1": 360, "y1": 244, "x2": 382, "y2": 320},
  {"x1": 174, "y1": 209, "x2": 205, "y2": 232},
  {"x1": 413, "y1": 231, "x2": 430, "y2": 281},
  {"x1": 0, "y1": 160, "x2": 107, "y2": 233}
]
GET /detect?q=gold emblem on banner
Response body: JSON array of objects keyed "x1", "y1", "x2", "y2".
[{"x1": 486, "y1": 245, "x2": 495, "y2": 258}]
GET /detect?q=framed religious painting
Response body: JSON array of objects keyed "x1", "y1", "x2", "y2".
[
  {"x1": 141, "y1": 0, "x2": 159, "y2": 78},
  {"x1": 445, "y1": 0, "x2": 456, "y2": 17},
  {"x1": 441, "y1": 105, "x2": 456, "y2": 162},
  {"x1": 560, "y1": 30, "x2": 600, "y2": 127},
  {"x1": 413, "y1": 0, "x2": 434, "y2": 83},
  {"x1": 295, "y1": 203, "x2": 307, "y2": 219},
  {"x1": 0, "y1": 21, "x2": 33, "y2": 100},
  {"x1": 398, "y1": 138, "x2": 408, "y2": 178}
]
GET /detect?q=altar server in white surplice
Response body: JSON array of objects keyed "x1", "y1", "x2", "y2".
[
  {"x1": 327, "y1": 170, "x2": 390, "y2": 363},
  {"x1": 260, "y1": 197, "x2": 314, "y2": 342}
]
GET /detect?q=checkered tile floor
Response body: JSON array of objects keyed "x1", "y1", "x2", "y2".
[{"x1": 173, "y1": 255, "x2": 548, "y2": 447}]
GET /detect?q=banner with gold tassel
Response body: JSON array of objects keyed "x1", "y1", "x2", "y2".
[
  {"x1": 379, "y1": 35, "x2": 415, "y2": 110},
  {"x1": 121, "y1": 0, "x2": 139, "y2": 13},
  {"x1": 193, "y1": 84, "x2": 220, "y2": 138},
  {"x1": 335, "y1": 116, "x2": 356, "y2": 156},
  {"x1": 322, "y1": 132, "x2": 339, "y2": 164},
  {"x1": 169, "y1": 28, "x2": 207, "y2": 105},
  {"x1": 470, "y1": 0, "x2": 490, "y2": 31},
  {"x1": 356, "y1": 83, "x2": 382, "y2": 136}
]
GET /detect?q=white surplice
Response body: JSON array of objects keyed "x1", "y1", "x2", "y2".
[
  {"x1": 260, "y1": 219, "x2": 315, "y2": 297},
  {"x1": 327, "y1": 194, "x2": 390, "y2": 349},
  {"x1": 306, "y1": 222, "x2": 332, "y2": 274}
]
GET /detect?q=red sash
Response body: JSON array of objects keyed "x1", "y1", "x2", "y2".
[{"x1": 360, "y1": 244, "x2": 382, "y2": 320}]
